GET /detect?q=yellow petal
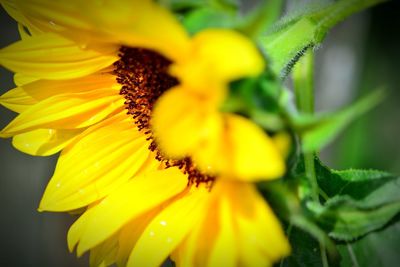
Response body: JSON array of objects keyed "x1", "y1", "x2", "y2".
[
  {"x1": 68, "y1": 167, "x2": 187, "y2": 255},
  {"x1": 170, "y1": 235, "x2": 196, "y2": 267},
  {"x1": 0, "y1": 85, "x2": 36, "y2": 113},
  {"x1": 0, "y1": 73, "x2": 118, "y2": 113},
  {"x1": 212, "y1": 180, "x2": 289, "y2": 266},
  {"x1": 173, "y1": 180, "x2": 287, "y2": 267},
  {"x1": 14, "y1": 0, "x2": 93, "y2": 31},
  {"x1": 155, "y1": 181, "x2": 290, "y2": 267},
  {"x1": 227, "y1": 115, "x2": 286, "y2": 180},
  {"x1": 17, "y1": 23, "x2": 31, "y2": 40},
  {"x1": 127, "y1": 186, "x2": 209, "y2": 267},
  {"x1": 39, "y1": 114, "x2": 149, "y2": 211},
  {"x1": 90, "y1": 234, "x2": 118, "y2": 267},
  {"x1": 171, "y1": 29, "x2": 264, "y2": 91},
  {"x1": 13, "y1": 73, "x2": 39, "y2": 86},
  {"x1": 116, "y1": 209, "x2": 162, "y2": 267},
  {"x1": 12, "y1": 128, "x2": 83, "y2": 156},
  {"x1": 82, "y1": 0, "x2": 190, "y2": 62},
  {"x1": 152, "y1": 87, "x2": 222, "y2": 159},
  {"x1": 234, "y1": 184, "x2": 290, "y2": 263},
  {"x1": 0, "y1": 32, "x2": 118, "y2": 80},
  {"x1": 195, "y1": 114, "x2": 286, "y2": 181},
  {"x1": 2, "y1": 0, "x2": 29, "y2": 26},
  {"x1": 206, "y1": 195, "x2": 237, "y2": 267},
  {"x1": 1, "y1": 89, "x2": 123, "y2": 137},
  {"x1": 2, "y1": 0, "x2": 43, "y2": 35},
  {"x1": 272, "y1": 132, "x2": 292, "y2": 159},
  {"x1": 170, "y1": 206, "x2": 210, "y2": 267},
  {"x1": 15, "y1": 0, "x2": 190, "y2": 62}
]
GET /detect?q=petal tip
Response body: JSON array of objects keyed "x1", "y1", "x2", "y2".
[{"x1": 38, "y1": 199, "x2": 50, "y2": 212}]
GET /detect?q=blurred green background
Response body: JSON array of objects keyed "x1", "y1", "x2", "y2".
[{"x1": 0, "y1": 1, "x2": 399, "y2": 266}]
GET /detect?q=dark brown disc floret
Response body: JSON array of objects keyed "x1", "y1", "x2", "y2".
[{"x1": 113, "y1": 47, "x2": 215, "y2": 186}]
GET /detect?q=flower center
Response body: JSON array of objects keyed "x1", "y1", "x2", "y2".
[{"x1": 114, "y1": 47, "x2": 215, "y2": 186}]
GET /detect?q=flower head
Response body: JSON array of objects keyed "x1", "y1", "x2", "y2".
[{"x1": 0, "y1": 0, "x2": 290, "y2": 266}]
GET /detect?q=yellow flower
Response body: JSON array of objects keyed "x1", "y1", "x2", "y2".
[
  {"x1": 3, "y1": 0, "x2": 285, "y2": 181},
  {"x1": 0, "y1": 0, "x2": 290, "y2": 266},
  {"x1": 152, "y1": 29, "x2": 285, "y2": 181}
]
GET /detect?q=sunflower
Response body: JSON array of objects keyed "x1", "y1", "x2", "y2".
[{"x1": 0, "y1": 0, "x2": 290, "y2": 266}]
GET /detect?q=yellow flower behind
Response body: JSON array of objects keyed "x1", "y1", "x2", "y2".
[
  {"x1": 0, "y1": 0, "x2": 291, "y2": 266},
  {"x1": 152, "y1": 29, "x2": 285, "y2": 181}
]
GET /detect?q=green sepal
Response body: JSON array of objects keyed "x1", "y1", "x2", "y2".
[
  {"x1": 261, "y1": 17, "x2": 317, "y2": 78},
  {"x1": 260, "y1": 0, "x2": 387, "y2": 77}
]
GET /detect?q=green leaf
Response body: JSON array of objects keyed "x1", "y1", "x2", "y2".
[
  {"x1": 308, "y1": 197, "x2": 400, "y2": 241},
  {"x1": 311, "y1": 158, "x2": 400, "y2": 206},
  {"x1": 260, "y1": 0, "x2": 387, "y2": 77},
  {"x1": 291, "y1": 89, "x2": 385, "y2": 153},
  {"x1": 320, "y1": 170, "x2": 399, "y2": 206},
  {"x1": 296, "y1": 157, "x2": 400, "y2": 241}
]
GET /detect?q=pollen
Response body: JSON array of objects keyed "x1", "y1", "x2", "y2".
[{"x1": 114, "y1": 47, "x2": 215, "y2": 186}]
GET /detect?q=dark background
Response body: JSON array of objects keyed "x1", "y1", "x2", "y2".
[{"x1": 0, "y1": 1, "x2": 399, "y2": 266}]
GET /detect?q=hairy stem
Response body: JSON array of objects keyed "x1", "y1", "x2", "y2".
[{"x1": 293, "y1": 50, "x2": 329, "y2": 267}]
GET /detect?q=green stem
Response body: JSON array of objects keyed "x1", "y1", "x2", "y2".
[
  {"x1": 293, "y1": 50, "x2": 319, "y2": 202},
  {"x1": 304, "y1": 152, "x2": 319, "y2": 202},
  {"x1": 293, "y1": 50, "x2": 329, "y2": 266}
]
